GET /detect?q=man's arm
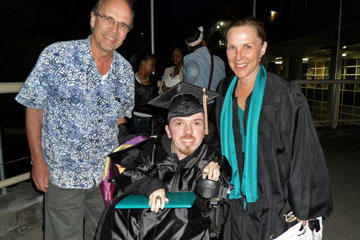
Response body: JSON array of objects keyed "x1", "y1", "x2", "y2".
[{"x1": 26, "y1": 107, "x2": 49, "y2": 192}]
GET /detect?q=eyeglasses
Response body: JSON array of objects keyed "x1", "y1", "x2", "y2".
[{"x1": 94, "y1": 12, "x2": 131, "y2": 32}]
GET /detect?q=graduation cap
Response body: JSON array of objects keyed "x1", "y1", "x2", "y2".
[{"x1": 148, "y1": 82, "x2": 219, "y2": 134}]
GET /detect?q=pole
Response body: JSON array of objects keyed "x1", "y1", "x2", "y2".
[
  {"x1": 331, "y1": 0, "x2": 343, "y2": 129},
  {"x1": 151, "y1": 0, "x2": 155, "y2": 54},
  {"x1": 0, "y1": 122, "x2": 7, "y2": 195},
  {"x1": 253, "y1": 0, "x2": 256, "y2": 17}
]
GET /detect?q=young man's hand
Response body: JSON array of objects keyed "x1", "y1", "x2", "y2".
[
  {"x1": 202, "y1": 162, "x2": 220, "y2": 181},
  {"x1": 149, "y1": 189, "x2": 169, "y2": 212}
]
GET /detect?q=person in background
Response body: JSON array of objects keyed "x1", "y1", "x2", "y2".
[
  {"x1": 14, "y1": 0, "x2": 134, "y2": 239},
  {"x1": 183, "y1": 26, "x2": 225, "y2": 98},
  {"x1": 129, "y1": 49, "x2": 158, "y2": 135},
  {"x1": 158, "y1": 47, "x2": 184, "y2": 94},
  {"x1": 183, "y1": 26, "x2": 226, "y2": 149},
  {"x1": 214, "y1": 17, "x2": 333, "y2": 239}
]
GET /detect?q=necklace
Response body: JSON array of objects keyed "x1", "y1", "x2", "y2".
[
  {"x1": 173, "y1": 65, "x2": 181, "y2": 76},
  {"x1": 135, "y1": 73, "x2": 150, "y2": 84}
]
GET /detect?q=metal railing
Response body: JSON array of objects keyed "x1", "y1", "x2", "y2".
[
  {"x1": 0, "y1": 82, "x2": 26, "y2": 195},
  {"x1": 296, "y1": 79, "x2": 360, "y2": 127},
  {"x1": 1, "y1": 79, "x2": 360, "y2": 195}
]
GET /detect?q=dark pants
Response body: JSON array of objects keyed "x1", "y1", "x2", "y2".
[
  {"x1": 44, "y1": 183, "x2": 104, "y2": 240},
  {"x1": 130, "y1": 115, "x2": 153, "y2": 135},
  {"x1": 130, "y1": 115, "x2": 165, "y2": 136}
]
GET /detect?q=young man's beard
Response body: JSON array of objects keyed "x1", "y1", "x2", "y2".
[
  {"x1": 179, "y1": 146, "x2": 194, "y2": 156},
  {"x1": 178, "y1": 134, "x2": 196, "y2": 156}
]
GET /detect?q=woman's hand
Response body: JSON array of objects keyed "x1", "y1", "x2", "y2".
[
  {"x1": 297, "y1": 218, "x2": 308, "y2": 226},
  {"x1": 162, "y1": 85, "x2": 170, "y2": 92},
  {"x1": 148, "y1": 189, "x2": 169, "y2": 212},
  {"x1": 202, "y1": 162, "x2": 220, "y2": 181}
]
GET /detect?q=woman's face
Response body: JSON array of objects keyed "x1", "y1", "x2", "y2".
[
  {"x1": 171, "y1": 49, "x2": 183, "y2": 66},
  {"x1": 226, "y1": 25, "x2": 267, "y2": 82},
  {"x1": 141, "y1": 57, "x2": 156, "y2": 75}
]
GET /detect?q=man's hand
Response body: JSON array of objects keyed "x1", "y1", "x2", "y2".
[
  {"x1": 32, "y1": 160, "x2": 50, "y2": 192},
  {"x1": 202, "y1": 162, "x2": 220, "y2": 181},
  {"x1": 117, "y1": 117, "x2": 127, "y2": 125},
  {"x1": 148, "y1": 189, "x2": 169, "y2": 213}
]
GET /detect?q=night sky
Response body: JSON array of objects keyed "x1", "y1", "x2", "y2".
[
  {"x1": 1, "y1": 0, "x2": 359, "y2": 82},
  {"x1": 1, "y1": 0, "x2": 248, "y2": 81}
]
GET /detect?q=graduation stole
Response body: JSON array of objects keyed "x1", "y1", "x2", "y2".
[
  {"x1": 220, "y1": 65, "x2": 267, "y2": 202},
  {"x1": 101, "y1": 135, "x2": 150, "y2": 208}
]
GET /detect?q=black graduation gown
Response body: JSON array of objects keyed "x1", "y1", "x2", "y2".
[
  {"x1": 214, "y1": 72, "x2": 333, "y2": 240},
  {"x1": 101, "y1": 135, "x2": 232, "y2": 240}
]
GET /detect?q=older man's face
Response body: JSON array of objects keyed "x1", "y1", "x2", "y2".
[
  {"x1": 165, "y1": 112, "x2": 205, "y2": 160},
  {"x1": 90, "y1": 0, "x2": 132, "y2": 55}
]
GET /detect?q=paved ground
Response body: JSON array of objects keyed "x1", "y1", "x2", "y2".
[
  {"x1": 13, "y1": 228, "x2": 42, "y2": 240},
  {"x1": 320, "y1": 133, "x2": 360, "y2": 239},
  {"x1": 12, "y1": 132, "x2": 360, "y2": 240}
]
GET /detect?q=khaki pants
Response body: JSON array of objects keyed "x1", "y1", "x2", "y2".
[{"x1": 44, "y1": 183, "x2": 104, "y2": 240}]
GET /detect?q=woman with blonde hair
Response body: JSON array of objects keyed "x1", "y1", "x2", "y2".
[{"x1": 215, "y1": 17, "x2": 333, "y2": 239}]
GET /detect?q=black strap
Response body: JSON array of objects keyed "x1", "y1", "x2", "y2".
[{"x1": 208, "y1": 54, "x2": 214, "y2": 89}]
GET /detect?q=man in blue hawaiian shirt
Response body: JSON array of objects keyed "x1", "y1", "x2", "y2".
[{"x1": 15, "y1": 0, "x2": 134, "y2": 239}]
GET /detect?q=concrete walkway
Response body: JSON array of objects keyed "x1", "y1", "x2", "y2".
[
  {"x1": 0, "y1": 181, "x2": 42, "y2": 240},
  {"x1": 13, "y1": 228, "x2": 42, "y2": 240},
  {"x1": 7, "y1": 132, "x2": 360, "y2": 240},
  {"x1": 320, "y1": 133, "x2": 360, "y2": 239}
]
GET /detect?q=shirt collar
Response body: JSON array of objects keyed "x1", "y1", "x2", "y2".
[{"x1": 86, "y1": 35, "x2": 122, "y2": 78}]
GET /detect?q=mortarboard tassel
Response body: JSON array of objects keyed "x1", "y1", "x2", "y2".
[{"x1": 202, "y1": 88, "x2": 209, "y2": 135}]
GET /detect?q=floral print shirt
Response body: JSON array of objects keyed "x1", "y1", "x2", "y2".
[{"x1": 15, "y1": 36, "x2": 134, "y2": 189}]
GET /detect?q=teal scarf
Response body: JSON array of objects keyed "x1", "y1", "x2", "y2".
[{"x1": 220, "y1": 65, "x2": 267, "y2": 202}]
